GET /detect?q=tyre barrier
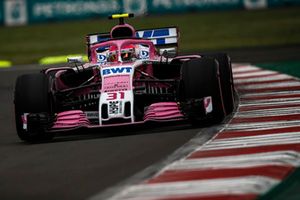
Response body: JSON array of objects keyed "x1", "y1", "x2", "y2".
[{"x1": 100, "y1": 64, "x2": 300, "y2": 200}]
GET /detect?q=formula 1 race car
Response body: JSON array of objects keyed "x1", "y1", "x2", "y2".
[{"x1": 14, "y1": 13, "x2": 235, "y2": 142}]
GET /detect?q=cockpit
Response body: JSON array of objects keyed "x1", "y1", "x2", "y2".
[{"x1": 92, "y1": 40, "x2": 153, "y2": 64}]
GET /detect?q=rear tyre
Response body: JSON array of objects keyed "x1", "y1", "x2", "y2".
[
  {"x1": 201, "y1": 53, "x2": 235, "y2": 115},
  {"x1": 14, "y1": 73, "x2": 53, "y2": 142},
  {"x1": 181, "y1": 58, "x2": 225, "y2": 124}
]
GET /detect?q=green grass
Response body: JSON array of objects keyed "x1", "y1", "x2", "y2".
[
  {"x1": 256, "y1": 60, "x2": 300, "y2": 78},
  {"x1": 1, "y1": 7, "x2": 300, "y2": 65}
]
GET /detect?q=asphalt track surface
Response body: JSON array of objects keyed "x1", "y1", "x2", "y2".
[{"x1": 1, "y1": 45, "x2": 300, "y2": 200}]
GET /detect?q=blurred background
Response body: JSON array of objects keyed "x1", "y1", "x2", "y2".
[{"x1": 0, "y1": 0, "x2": 299, "y2": 66}]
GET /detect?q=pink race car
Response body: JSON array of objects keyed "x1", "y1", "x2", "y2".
[{"x1": 14, "y1": 13, "x2": 235, "y2": 142}]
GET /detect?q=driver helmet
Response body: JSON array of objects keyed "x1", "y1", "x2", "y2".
[
  {"x1": 108, "y1": 45, "x2": 118, "y2": 62},
  {"x1": 121, "y1": 44, "x2": 136, "y2": 61}
]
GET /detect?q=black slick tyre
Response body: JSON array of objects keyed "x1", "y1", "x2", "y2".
[
  {"x1": 181, "y1": 58, "x2": 225, "y2": 124},
  {"x1": 14, "y1": 73, "x2": 53, "y2": 142},
  {"x1": 200, "y1": 53, "x2": 235, "y2": 115}
]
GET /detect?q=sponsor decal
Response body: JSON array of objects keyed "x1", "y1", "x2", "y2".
[
  {"x1": 85, "y1": 111, "x2": 99, "y2": 119},
  {"x1": 97, "y1": 54, "x2": 107, "y2": 63},
  {"x1": 21, "y1": 113, "x2": 29, "y2": 130},
  {"x1": 139, "y1": 50, "x2": 149, "y2": 59},
  {"x1": 204, "y1": 96, "x2": 213, "y2": 114},
  {"x1": 109, "y1": 101, "x2": 122, "y2": 114},
  {"x1": 103, "y1": 81, "x2": 130, "y2": 92},
  {"x1": 102, "y1": 67, "x2": 132, "y2": 76},
  {"x1": 136, "y1": 28, "x2": 170, "y2": 38},
  {"x1": 81, "y1": 93, "x2": 100, "y2": 100}
]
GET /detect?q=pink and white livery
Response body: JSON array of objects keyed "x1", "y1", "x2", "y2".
[{"x1": 14, "y1": 13, "x2": 235, "y2": 142}]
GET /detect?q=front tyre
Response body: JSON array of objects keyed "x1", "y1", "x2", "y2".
[
  {"x1": 14, "y1": 73, "x2": 53, "y2": 142},
  {"x1": 181, "y1": 58, "x2": 226, "y2": 124},
  {"x1": 201, "y1": 53, "x2": 235, "y2": 115}
]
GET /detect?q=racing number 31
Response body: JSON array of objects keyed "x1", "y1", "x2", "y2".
[{"x1": 106, "y1": 92, "x2": 125, "y2": 100}]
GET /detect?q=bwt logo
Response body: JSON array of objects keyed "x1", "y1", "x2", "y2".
[{"x1": 102, "y1": 67, "x2": 133, "y2": 75}]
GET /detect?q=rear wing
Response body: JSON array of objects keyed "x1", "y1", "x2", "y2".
[
  {"x1": 86, "y1": 27, "x2": 179, "y2": 58},
  {"x1": 135, "y1": 27, "x2": 179, "y2": 56}
]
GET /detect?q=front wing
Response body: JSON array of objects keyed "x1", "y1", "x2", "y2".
[{"x1": 22, "y1": 97, "x2": 213, "y2": 133}]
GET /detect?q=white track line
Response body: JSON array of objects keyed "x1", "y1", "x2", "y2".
[
  {"x1": 237, "y1": 81, "x2": 300, "y2": 90},
  {"x1": 239, "y1": 99, "x2": 300, "y2": 106},
  {"x1": 235, "y1": 74, "x2": 293, "y2": 84},
  {"x1": 166, "y1": 151, "x2": 300, "y2": 170},
  {"x1": 201, "y1": 132, "x2": 300, "y2": 150},
  {"x1": 226, "y1": 120, "x2": 300, "y2": 131},
  {"x1": 241, "y1": 90, "x2": 300, "y2": 98},
  {"x1": 235, "y1": 107, "x2": 300, "y2": 117},
  {"x1": 232, "y1": 65, "x2": 261, "y2": 73},
  {"x1": 233, "y1": 70, "x2": 278, "y2": 78}
]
